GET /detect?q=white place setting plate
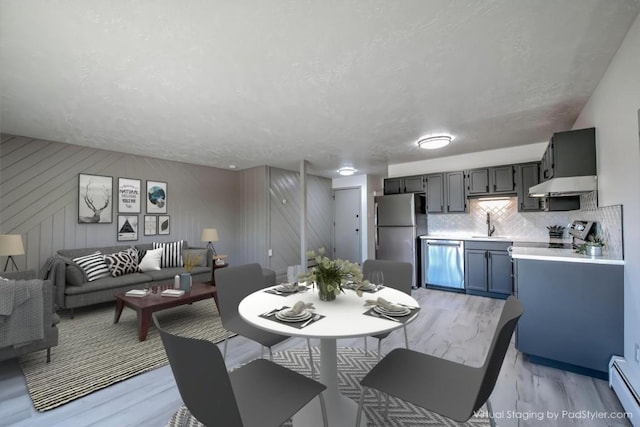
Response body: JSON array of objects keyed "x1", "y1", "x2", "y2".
[
  {"x1": 275, "y1": 309, "x2": 312, "y2": 322},
  {"x1": 275, "y1": 284, "x2": 300, "y2": 293},
  {"x1": 374, "y1": 305, "x2": 411, "y2": 317}
]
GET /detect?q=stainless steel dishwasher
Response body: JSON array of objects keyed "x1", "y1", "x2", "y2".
[{"x1": 422, "y1": 239, "x2": 464, "y2": 290}]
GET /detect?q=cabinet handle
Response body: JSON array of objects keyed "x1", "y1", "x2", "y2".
[
  {"x1": 520, "y1": 202, "x2": 524, "y2": 210},
  {"x1": 485, "y1": 185, "x2": 489, "y2": 192},
  {"x1": 447, "y1": 205, "x2": 450, "y2": 211},
  {"x1": 441, "y1": 205, "x2": 443, "y2": 211},
  {"x1": 493, "y1": 184, "x2": 497, "y2": 191}
]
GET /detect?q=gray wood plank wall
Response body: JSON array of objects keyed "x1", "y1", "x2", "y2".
[
  {"x1": 1, "y1": 134, "x2": 333, "y2": 275},
  {"x1": 0, "y1": 133, "x2": 240, "y2": 270}
]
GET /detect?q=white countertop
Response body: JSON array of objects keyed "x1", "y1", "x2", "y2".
[
  {"x1": 419, "y1": 234, "x2": 571, "y2": 244},
  {"x1": 510, "y1": 246, "x2": 624, "y2": 265}
]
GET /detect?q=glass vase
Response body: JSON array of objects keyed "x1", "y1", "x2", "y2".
[{"x1": 317, "y1": 281, "x2": 337, "y2": 301}]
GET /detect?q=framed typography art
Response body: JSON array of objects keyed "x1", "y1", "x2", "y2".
[{"x1": 118, "y1": 178, "x2": 141, "y2": 213}]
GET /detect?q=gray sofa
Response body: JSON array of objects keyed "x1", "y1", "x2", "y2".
[
  {"x1": 47, "y1": 242, "x2": 213, "y2": 315},
  {"x1": 0, "y1": 270, "x2": 59, "y2": 363}
]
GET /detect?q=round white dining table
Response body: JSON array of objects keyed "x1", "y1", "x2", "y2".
[{"x1": 238, "y1": 285, "x2": 420, "y2": 427}]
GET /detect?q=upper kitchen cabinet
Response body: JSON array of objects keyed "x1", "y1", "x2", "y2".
[
  {"x1": 516, "y1": 162, "x2": 541, "y2": 211},
  {"x1": 466, "y1": 168, "x2": 489, "y2": 195},
  {"x1": 425, "y1": 172, "x2": 466, "y2": 213},
  {"x1": 383, "y1": 177, "x2": 403, "y2": 194},
  {"x1": 383, "y1": 175, "x2": 425, "y2": 194},
  {"x1": 426, "y1": 173, "x2": 445, "y2": 213},
  {"x1": 404, "y1": 175, "x2": 426, "y2": 193},
  {"x1": 467, "y1": 166, "x2": 516, "y2": 196},
  {"x1": 540, "y1": 127, "x2": 596, "y2": 181},
  {"x1": 445, "y1": 171, "x2": 467, "y2": 213}
]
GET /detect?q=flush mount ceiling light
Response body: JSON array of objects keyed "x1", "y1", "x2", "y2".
[
  {"x1": 228, "y1": 164, "x2": 237, "y2": 169},
  {"x1": 337, "y1": 167, "x2": 357, "y2": 176},
  {"x1": 417, "y1": 135, "x2": 452, "y2": 149}
]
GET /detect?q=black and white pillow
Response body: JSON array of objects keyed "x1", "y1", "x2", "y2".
[
  {"x1": 104, "y1": 249, "x2": 139, "y2": 277},
  {"x1": 153, "y1": 240, "x2": 184, "y2": 268},
  {"x1": 72, "y1": 252, "x2": 111, "y2": 282}
]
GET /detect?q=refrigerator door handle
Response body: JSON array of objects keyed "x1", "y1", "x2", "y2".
[{"x1": 375, "y1": 227, "x2": 379, "y2": 250}]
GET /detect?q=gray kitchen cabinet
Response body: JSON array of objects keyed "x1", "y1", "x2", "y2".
[
  {"x1": 404, "y1": 175, "x2": 425, "y2": 193},
  {"x1": 464, "y1": 240, "x2": 512, "y2": 298},
  {"x1": 466, "y1": 169, "x2": 489, "y2": 195},
  {"x1": 467, "y1": 166, "x2": 515, "y2": 196},
  {"x1": 464, "y1": 249, "x2": 488, "y2": 292},
  {"x1": 540, "y1": 127, "x2": 596, "y2": 181},
  {"x1": 491, "y1": 165, "x2": 515, "y2": 193},
  {"x1": 426, "y1": 173, "x2": 445, "y2": 213},
  {"x1": 514, "y1": 258, "x2": 623, "y2": 378},
  {"x1": 383, "y1": 175, "x2": 425, "y2": 194},
  {"x1": 445, "y1": 171, "x2": 467, "y2": 213},
  {"x1": 516, "y1": 162, "x2": 541, "y2": 211},
  {"x1": 383, "y1": 178, "x2": 403, "y2": 194}
]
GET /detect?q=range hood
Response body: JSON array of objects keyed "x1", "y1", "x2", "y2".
[{"x1": 528, "y1": 176, "x2": 597, "y2": 197}]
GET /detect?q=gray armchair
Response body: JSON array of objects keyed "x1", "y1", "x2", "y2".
[{"x1": 0, "y1": 270, "x2": 59, "y2": 363}]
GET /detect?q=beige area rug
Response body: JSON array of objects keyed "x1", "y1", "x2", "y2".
[
  {"x1": 167, "y1": 347, "x2": 491, "y2": 427},
  {"x1": 19, "y1": 298, "x2": 230, "y2": 412}
]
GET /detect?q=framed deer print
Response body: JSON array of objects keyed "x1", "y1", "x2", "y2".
[{"x1": 78, "y1": 173, "x2": 113, "y2": 223}]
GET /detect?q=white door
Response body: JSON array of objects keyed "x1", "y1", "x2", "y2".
[{"x1": 333, "y1": 188, "x2": 361, "y2": 263}]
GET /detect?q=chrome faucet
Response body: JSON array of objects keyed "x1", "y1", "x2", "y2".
[{"x1": 487, "y1": 212, "x2": 496, "y2": 237}]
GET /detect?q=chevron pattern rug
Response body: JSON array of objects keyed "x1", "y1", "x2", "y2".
[
  {"x1": 19, "y1": 298, "x2": 230, "y2": 412},
  {"x1": 167, "y1": 347, "x2": 491, "y2": 426}
]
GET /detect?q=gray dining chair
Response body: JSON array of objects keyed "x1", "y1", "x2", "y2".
[
  {"x1": 362, "y1": 259, "x2": 413, "y2": 360},
  {"x1": 356, "y1": 296, "x2": 523, "y2": 426},
  {"x1": 215, "y1": 263, "x2": 315, "y2": 377},
  {"x1": 215, "y1": 263, "x2": 290, "y2": 360},
  {"x1": 153, "y1": 314, "x2": 328, "y2": 427}
]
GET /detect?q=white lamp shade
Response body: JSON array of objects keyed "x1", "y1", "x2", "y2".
[
  {"x1": 201, "y1": 228, "x2": 219, "y2": 242},
  {"x1": 0, "y1": 234, "x2": 25, "y2": 256}
]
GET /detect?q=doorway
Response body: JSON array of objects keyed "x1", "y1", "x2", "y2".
[{"x1": 333, "y1": 188, "x2": 361, "y2": 263}]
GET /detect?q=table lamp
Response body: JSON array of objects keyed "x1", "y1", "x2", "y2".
[
  {"x1": 0, "y1": 234, "x2": 25, "y2": 272},
  {"x1": 201, "y1": 228, "x2": 219, "y2": 257}
]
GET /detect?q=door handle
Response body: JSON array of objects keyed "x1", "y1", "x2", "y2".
[{"x1": 355, "y1": 228, "x2": 359, "y2": 232}]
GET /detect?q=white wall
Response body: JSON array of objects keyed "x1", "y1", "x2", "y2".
[
  {"x1": 572, "y1": 14, "x2": 640, "y2": 388},
  {"x1": 388, "y1": 142, "x2": 547, "y2": 177}
]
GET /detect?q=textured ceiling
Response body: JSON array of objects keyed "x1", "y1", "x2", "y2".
[{"x1": 1, "y1": 0, "x2": 639, "y2": 177}]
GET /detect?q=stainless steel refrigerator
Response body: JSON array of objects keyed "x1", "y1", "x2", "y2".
[{"x1": 374, "y1": 193, "x2": 427, "y2": 287}]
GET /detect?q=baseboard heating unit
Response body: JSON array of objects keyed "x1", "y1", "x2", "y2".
[{"x1": 610, "y1": 356, "x2": 639, "y2": 426}]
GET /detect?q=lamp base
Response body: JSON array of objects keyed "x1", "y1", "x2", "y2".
[
  {"x1": 3, "y1": 256, "x2": 19, "y2": 272},
  {"x1": 206, "y1": 242, "x2": 218, "y2": 257}
]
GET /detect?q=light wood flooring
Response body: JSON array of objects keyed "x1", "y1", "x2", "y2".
[{"x1": 0, "y1": 288, "x2": 630, "y2": 427}]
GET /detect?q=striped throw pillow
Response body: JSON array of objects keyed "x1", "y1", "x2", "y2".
[
  {"x1": 104, "y1": 249, "x2": 139, "y2": 277},
  {"x1": 153, "y1": 240, "x2": 184, "y2": 268},
  {"x1": 72, "y1": 252, "x2": 111, "y2": 282}
]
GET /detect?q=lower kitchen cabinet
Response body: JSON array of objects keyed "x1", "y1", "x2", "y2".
[
  {"x1": 513, "y1": 258, "x2": 623, "y2": 378},
  {"x1": 464, "y1": 240, "x2": 512, "y2": 298}
]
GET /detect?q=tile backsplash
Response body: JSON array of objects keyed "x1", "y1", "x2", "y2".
[{"x1": 427, "y1": 191, "x2": 623, "y2": 259}]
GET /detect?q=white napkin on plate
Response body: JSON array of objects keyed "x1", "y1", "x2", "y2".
[
  {"x1": 364, "y1": 297, "x2": 405, "y2": 312},
  {"x1": 283, "y1": 301, "x2": 314, "y2": 316}
]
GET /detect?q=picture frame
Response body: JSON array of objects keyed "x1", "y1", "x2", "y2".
[
  {"x1": 78, "y1": 173, "x2": 113, "y2": 224},
  {"x1": 158, "y1": 215, "x2": 170, "y2": 235},
  {"x1": 144, "y1": 215, "x2": 157, "y2": 236},
  {"x1": 117, "y1": 215, "x2": 139, "y2": 241},
  {"x1": 146, "y1": 180, "x2": 167, "y2": 214},
  {"x1": 117, "y1": 177, "x2": 141, "y2": 213}
]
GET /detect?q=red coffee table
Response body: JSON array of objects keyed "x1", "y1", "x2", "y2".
[{"x1": 114, "y1": 283, "x2": 218, "y2": 341}]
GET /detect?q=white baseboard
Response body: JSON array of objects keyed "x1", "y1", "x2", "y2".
[{"x1": 610, "y1": 356, "x2": 639, "y2": 426}]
